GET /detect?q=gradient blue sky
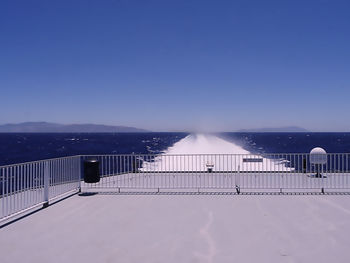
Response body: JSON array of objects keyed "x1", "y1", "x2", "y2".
[{"x1": 1, "y1": 0, "x2": 349, "y2": 131}]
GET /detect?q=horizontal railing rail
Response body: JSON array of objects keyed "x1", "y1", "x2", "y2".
[
  {"x1": 2, "y1": 152, "x2": 350, "y2": 221},
  {"x1": 81, "y1": 153, "x2": 350, "y2": 192}
]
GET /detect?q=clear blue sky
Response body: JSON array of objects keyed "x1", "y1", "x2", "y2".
[{"x1": 1, "y1": 0, "x2": 349, "y2": 131}]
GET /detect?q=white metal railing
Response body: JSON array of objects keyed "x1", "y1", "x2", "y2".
[
  {"x1": 81, "y1": 153, "x2": 350, "y2": 192},
  {"x1": 0, "y1": 156, "x2": 81, "y2": 222},
  {"x1": 1, "y1": 153, "x2": 350, "y2": 222}
]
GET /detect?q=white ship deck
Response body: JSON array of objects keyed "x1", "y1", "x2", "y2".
[
  {"x1": 1, "y1": 193, "x2": 350, "y2": 263},
  {"x1": 82, "y1": 171, "x2": 350, "y2": 192},
  {"x1": 1, "y1": 134, "x2": 350, "y2": 263}
]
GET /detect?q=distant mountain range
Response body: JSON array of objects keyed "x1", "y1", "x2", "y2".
[
  {"x1": 0, "y1": 122, "x2": 148, "y2": 133},
  {"x1": 237, "y1": 126, "x2": 309, "y2": 132}
]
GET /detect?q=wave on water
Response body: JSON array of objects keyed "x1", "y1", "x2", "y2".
[{"x1": 141, "y1": 134, "x2": 293, "y2": 172}]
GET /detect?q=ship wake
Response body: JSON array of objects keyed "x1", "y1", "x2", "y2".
[{"x1": 141, "y1": 134, "x2": 293, "y2": 172}]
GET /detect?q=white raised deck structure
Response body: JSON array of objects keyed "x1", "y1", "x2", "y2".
[{"x1": 1, "y1": 134, "x2": 350, "y2": 262}]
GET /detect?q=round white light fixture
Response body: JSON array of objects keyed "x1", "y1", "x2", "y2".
[
  {"x1": 310, "y1": 147, "x2": 327, "y2": 178},
  {"x1": 310, "y1": 147, "x2": 327, "y2": 165}
]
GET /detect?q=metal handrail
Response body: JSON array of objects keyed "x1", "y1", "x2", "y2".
[
  {"x1": 2, "y1": 152, "x2": 350, "y2": 222},
  {"x1": 1, "y1": 156, "x2": 81, "y2": 222}
]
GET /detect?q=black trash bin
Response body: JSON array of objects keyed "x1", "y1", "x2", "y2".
[{"x1": 84, "y1": 159, "x2": 100, "y2": 183}]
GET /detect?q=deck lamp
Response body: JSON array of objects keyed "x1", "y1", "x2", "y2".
[{"x1": 310, "y1": 147, "x2": 327, "y2": 178}]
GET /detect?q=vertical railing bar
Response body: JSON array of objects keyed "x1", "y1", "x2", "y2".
[{"x1": 1, "y1": 168, "x2": 3, "y2": 217}]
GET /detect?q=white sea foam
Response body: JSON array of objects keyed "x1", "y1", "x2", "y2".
[{"x1": 141, "y1": 134, "x2": 293, "y2": 172}]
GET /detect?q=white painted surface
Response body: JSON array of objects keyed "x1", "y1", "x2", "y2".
[{"x1": 1, "y1": 194, "x2": 350, "y2": 263}]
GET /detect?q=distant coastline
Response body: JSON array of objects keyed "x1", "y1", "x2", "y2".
[
  {"x1": 0, "y1": 122, "x2": 149, "y2": 133},
  {"x1": 0, "y1": 122, "x2": 317, "y2": 133},
  {"x1": 237, "y1": 126, "x2": 309, "y2": 133}
]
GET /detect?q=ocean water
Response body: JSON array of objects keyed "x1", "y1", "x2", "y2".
[
  {"x1": 0, "y1": 132, "x2": 350, "y2": 166},
  {"x1": 0, "y1": 133, "x2": 188, "y2": 166},
  {"x1": 221, "y1": 132, "x2": 350, "y2": 154}
]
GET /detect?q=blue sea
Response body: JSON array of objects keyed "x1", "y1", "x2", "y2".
[
  {"x1": 1, "y1": 132, "x2": 350, "y2": 166},
  {"x1": 222, "y1": 132, "x2": 350, "y2": 154}
]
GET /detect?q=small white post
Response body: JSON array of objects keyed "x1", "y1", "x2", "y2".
[
  {"x1": 78, "y1": 156, "x2": 82, "y2": 193},
  {"x1": 43, "y1": 161, "x2": 50, "y2": 208},
  {"x1": 236, "y1": 165, "x2": 241, "y2": 194}
]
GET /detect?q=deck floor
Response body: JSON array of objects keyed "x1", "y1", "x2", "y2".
[
  {"x1": 81, "y1": 172, "x2": 350, "y2": 190},
  {"x1": 1, "y1": 194, "x2": 350, "y2": 262}
]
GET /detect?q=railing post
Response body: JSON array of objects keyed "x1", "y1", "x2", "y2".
[
  {"x1": 43, "y1": 161, "x2": 50, "y2": 208},
  {"x1": 321, "y1": 159, "x2": 325, "y2": 194},
  {"x1": 235, "y1": 165, "x2": 240, "y2": 194},
  {"x1": 78, "y1": 156, "x2": 82, "y2": 193}
]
